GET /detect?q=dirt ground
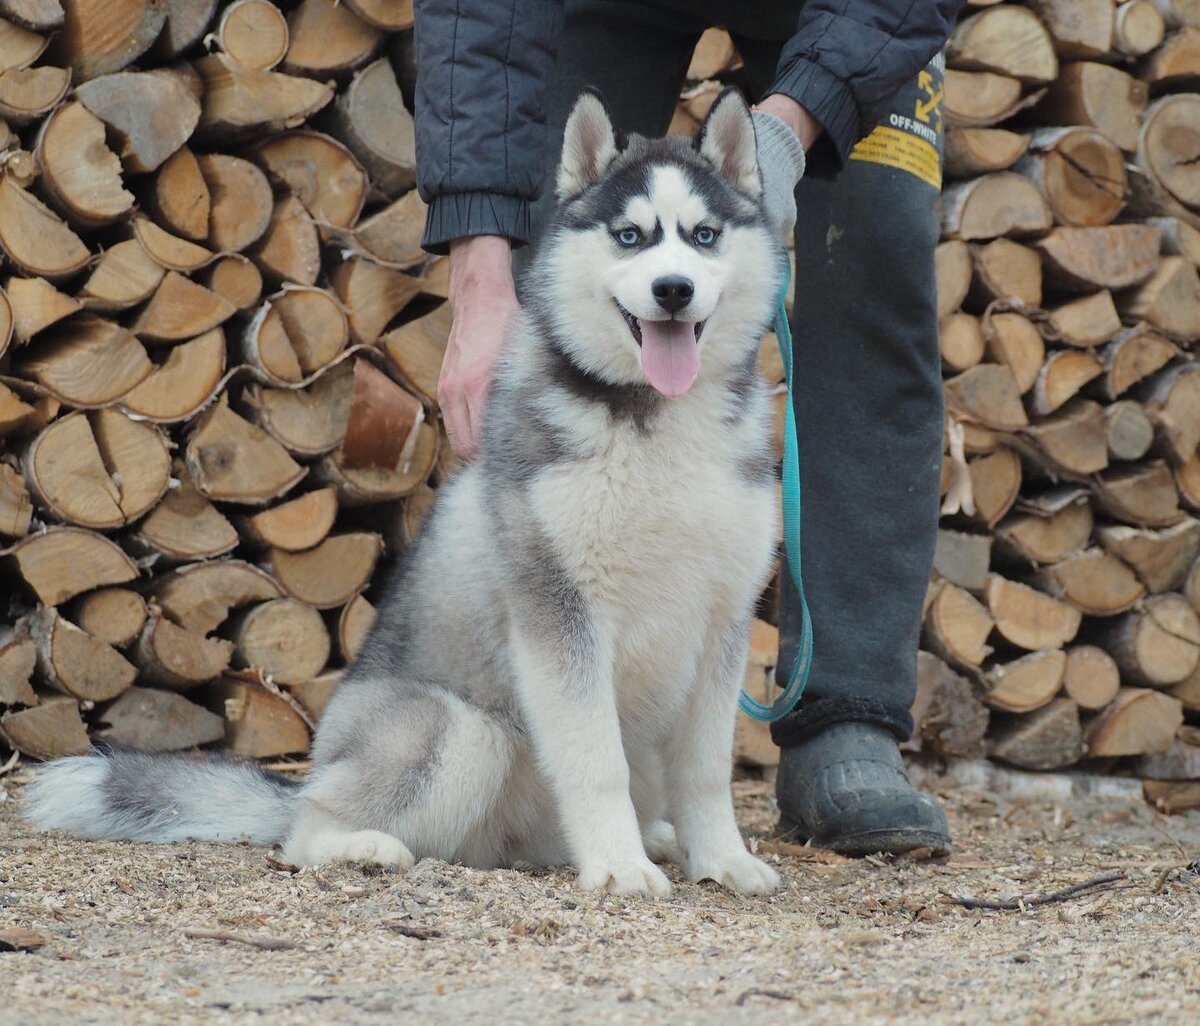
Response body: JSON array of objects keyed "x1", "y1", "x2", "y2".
[{"x1": 1, "y1": 763, "x2": 1198, "y2": 1026}]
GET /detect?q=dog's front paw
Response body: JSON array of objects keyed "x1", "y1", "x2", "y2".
[
  {"x1": 685, "y1": 848, "x2": 781, "y2": 895},
  {"x1": 577, "y1": 857, "x2": 672, "y2": 897}
]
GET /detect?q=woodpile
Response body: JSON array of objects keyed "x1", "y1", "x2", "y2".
[
  {"x1": 0, "y1": 0, "x2": 435, "y2": 763},
  {"x1": 2, "y1": 8, "x2": 1199, "y2": 818}
]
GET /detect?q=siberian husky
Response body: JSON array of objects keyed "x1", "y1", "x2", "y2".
[{"x1": 27, "y1": 89, "x2": 784, "y2": 897}]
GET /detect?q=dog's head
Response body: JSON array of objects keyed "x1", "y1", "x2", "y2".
[{"x1": 534, "y1": 88, "x2": 782, "y2": 398}]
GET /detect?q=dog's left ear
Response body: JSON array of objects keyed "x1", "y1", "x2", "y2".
[
  {"x1": 696, "y1": 89, "x2": 762, "y2": 199},
  {"x1": 557, "y1": 89, "x2": 619, "y2": 201}
]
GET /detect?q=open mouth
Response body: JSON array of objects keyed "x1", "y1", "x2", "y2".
[
  {"x1": 614, "y1": 300, "x2": 705, "y2": 397},
  {"x1": 615, "y1": 300, "x2": 704, "y2": 346}
]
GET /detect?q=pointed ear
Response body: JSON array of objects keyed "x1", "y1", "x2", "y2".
[
  {"x1": 556, "y1": 89, "x2": 619, "y2": 201},
  {"x1": 696, "y1": 89, "x2": 761, "y2": 198}
]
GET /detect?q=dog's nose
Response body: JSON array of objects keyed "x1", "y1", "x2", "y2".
[{"x1": 652, "y1": 276, "x2": 694, "y2": 315}]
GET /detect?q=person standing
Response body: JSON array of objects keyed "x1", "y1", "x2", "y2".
[{"x1": 413, "y1": 0, "x2": 963, "y2": 856}]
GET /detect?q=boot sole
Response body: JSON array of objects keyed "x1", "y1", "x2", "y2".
[{"x1": 817, "y1": 827, "x2": 952, "y2": 859}]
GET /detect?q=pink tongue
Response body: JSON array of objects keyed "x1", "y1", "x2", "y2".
[{"x1": 639, "y1": 320, "x2": 699, "y2": 397}]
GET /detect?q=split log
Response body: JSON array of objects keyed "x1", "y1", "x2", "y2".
[
  {"x1": 948, "y1": 7, "x2": 1058, "y2": 85},
  {"x1": 1037, "y1": 226, "x2": 1160, "y2": 293},
  {"x1": 0, "y1": 20, "x2": 48, "y2": 73},
  {"x1": 243, "y1": 363, "x2": 353, "y2": 460},
  {"x1": 336, "y1": 188, "x2": 426, "y2": 267},
  {"x1": 196, "y1": 153, "x2": 273, "y2": 253},
  {"x1": 35, "y1": 101, "x2": 133, "y2": 228},
  {"x1": 322, "y1": 57, "x2": 415, "y2": 199},
  {"x1": 153, "y1": 560, "x2": 281, "y2": 634},
  {"x1": 286, "y1": 670, "x2": 342, "y2": 724},
  {"x1": 969, "y1": 239, "x2": 1042, "y2": 308},
  {"x1": 985, "y1": 574, "x2": 1082, "y2": 650},
  {"x1": 940, "y1": 173, "x2": 1053, "y2": 241},
  {"x1": 1031, "y1": 62, "x2": 1148, "y2": 152},
  {"x1": 1140, "y1": 26, "x2": 1200, "y2": 92},
  {"x1": 283, "y1": 0, "x2": 382, "y2": 78},
  {"x1": 1117, "y1": 257, "x2": 1200, "y2": 342},
  {"x1": 264, "y1": 532, "x2": 382, "y2": 610},
  {"x1": 966, "y1": 448, "x2": 1022, "y2": 528},
  {"x1": 1152, "y1": 0, "x2": 1200, "y2": 30},
  {"x1": 989, "y1": 698, "x2": 1085, "y2": 769},
  {"x1": 250, "y1": 130, "x2": 368, "y2": 232},
  {"x1": 230, "y1": 597, "x2": 330, "y2": 684},
  {"x1": 381, "y1": 303, "x2": 453, "y2": 409},
  {"x1": 120, "y1": 328, "x2": 227, "y2": 424},
  {"x1": 906, "y1": 652, "x2": 989, "y2": 759},
  {"x1": 1147, "y1": 216, "x2": 1200, "y2": 266},
  {"x1": 130, "y1": 462, "x2": 239, "y2": 563},
  {"x1": 4, "y1": 275, "x2": 79, "y2": 344},
  {"x1": 204, "y1": 255, "x2": 263, "y2": 312},
  {"x1": 93, "y1": 686, "x2": 224, "y2": 752},
  {"x1": 1096, "y1": 327, "x2": 1180, "y2": 400},
  {"x1": 1045, "y1": 291, "x2": 1122, "y2": 349},
  {"x1": 935, "y1": 239, "x2": 972, "y2": 319},
  {"x1": 193, "y1": 54, "x2": 334, "y2": 141},
  {"x1": 0, "y1": 176, "x2": 89, "y2": 280},
  {"x1": 1142, "y1": 363, "x2": 1200, "y2": 464},
  {"x1": 1170, "y1": 662, "x2": 1200, "y2": 708},
  {"x1": 75, "y1": 69, "x2": 201, "y2": 174},
  {"x1": 338, "y1": 594, "x2": 376, "y2": 663},
  {"x1": 71, "y1": 587, "x2": 146, "y2": 649},
  {"x1": 31, "y1": 609, "x2": 135, "y2": 702},
  {"x1": 248, "y1": 195, "x2": 320, "y2": 286},
  {"x1": 983, "y1": 312, "x2": 1044, "y2": 394},
  {"x1": 1143, "y1": 779, "x2": 1200, "y2": 812},
  {"x1": 400, "y1": 482, "x2": 436, "y2": 544},
  {"x1": 944, "y1": 70, "x2": 1032, "y2": 128},
  {"x1": 1176, "y1": 451, "x2": 1200, "y2": 509},
  {"x1": 235, "y1": 487, "x2": 338, "y2": 553},
  {"x1": 0, "y1": 65, "x2": 70, "y2": 125},
  {"x1": 982, "y1": 649, "x2": 1067, "y2": 713},
  {"x1": 51, "y1": 0, "x2": 165, "y2": 81},
  {"x1": 241, "y1": 287, "x2": 350, "y2": 385},
  {"x1": 1034, "y1": 548, "x2": 1146, "y2": 616},
  {"x1": 1016, "y1": 128, "x2": 1126, "y2": 229},
  {"x1": 1085, "y1": 687, "x2": 1184, "y2": 755},
  {"x1": 206, "y1": 676, "x2": 310, "y2": 758},
  {"x1": 15, "y1": 316, "x2": 152, "y2": 407},
  {"x1": 135, "y1": 614, "x2": 234, "y2": 691},
  {"x1": 995, "y1": 500, "x2": 1093, "y2": 565},
  {"x1": 1019, "y1": 398, "x2": 1109, "y2": 477},
  {"x1": 0, "y1": 696, "x2": 89, "y2": 759},
  {"x1": 1117, "y1": 1, "x2": 1167, "y2": 56},
  {"x1": 1063, "y1": 645, "x2": 1121, "y2": 709},
  {"x1": 1030, "y1": 350, "x2": 1103, "y2": 417},
  {"x1": 1093, "y1": 460, "x2": 1184, "y2": 526},
  {"x1": 218, "y1": 0, "x2": 289, "y2": 71},
  {"x1": 944, "y1": 128, "x2": 1029, "y2": 178},
  {"x1": 1133, "y1": 737, "x2": 1200, "y2": 779},
  {"x1": 933, "y1": 529, "x2": 992, "y2": 593},
  {"x1": 149, "y1": 147, "x2": 208, "y2": 241},
  {"x1": 1103, "y1": 400, "x2": 1154, "y2": 462},
  {"x1": 7, "y1": 527, "x2": 138, "y2": 605},
  {"x1": 186, "y1": 401, "x2": 306, "y2": 505},
  {"x1": 0, "y1": 461, "x2": 32, "y2": 537},
  {"x1": 922, "y1": 579, "x2": 994, "y2": 670},
  {"x1": 131, "y1": 215, "x2": 214, "y2": 273},
  {"x1": 0, "y1": 1, "x2": 62, "y2": 33},
  {"x1": 79, "y1": 240, "x2": 165, "y2": 311},
  {"x1": 1094, "y1": 593, "x2": 1200, "y2": 686},
  {"x1": 1026, "y1": 0, "x2": 1115, "y2": 59},
  {"x1": 329, "y1": 257, "x2": 422, "y2": 344},
  {"x1": 0, "y1": 623, "x2": 36, "y2": 707},
  {"x1": 130, "y1": 272, "x2": 236, "y2": 344},
  {"x1": 0, "y1": 384, "x2": 35, "y2": 438},
  {"x1": 945, "y1": 364, "x2": 1028, "y2": 430}
]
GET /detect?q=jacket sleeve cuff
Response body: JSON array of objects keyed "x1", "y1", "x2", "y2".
[
  {"x1": 421, "y1": 192, "x2": 532, "y2": 255},
  {"x1": 767, "y1": 59, "x2": 861, "y2": 169}
]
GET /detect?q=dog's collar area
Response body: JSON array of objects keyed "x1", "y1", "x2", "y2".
[{"x1": 613, "y1": 299, "x2": 704, "y2": 347}]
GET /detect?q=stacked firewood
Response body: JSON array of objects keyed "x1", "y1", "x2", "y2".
[{"x1": 0, "y1": 0, "x2": 445, "y2": 763}]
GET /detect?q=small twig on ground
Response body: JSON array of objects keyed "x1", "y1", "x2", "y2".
[
  {"x1": 182, "y1": 927, "x2": 298, "y2": 951},
  {"x1": 734, "y1": 989, "x2": 796, "y2": 1007},
  {"x1": 0, "y1": 751, "x2": 20, "y2": 778},
  {"x1": 941, "y1": 871, "x2": 1129, "y2": 911}
]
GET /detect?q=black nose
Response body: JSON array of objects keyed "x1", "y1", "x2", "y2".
[{"x1": 651, "y1": 275, "x2": 694, "y2": 315}]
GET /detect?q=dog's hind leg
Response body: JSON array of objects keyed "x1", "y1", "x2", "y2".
[{"x1": 283, "y1": 682, "x2": 520, "y2": 869}]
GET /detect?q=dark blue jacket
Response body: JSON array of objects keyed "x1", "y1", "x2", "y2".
[{"x1": 414, "y1": 0, "x2": 963, "y2": 253}]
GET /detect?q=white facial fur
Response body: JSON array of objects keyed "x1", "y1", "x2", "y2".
[{"x1": 544, "y1": 166, "x2": 778, "y2": 389}]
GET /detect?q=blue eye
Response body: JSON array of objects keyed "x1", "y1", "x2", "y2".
[
  {"x1": 694, "y1": 226, "x2": 717, "y2": 246},
  {"x1": 615, "y1": 228, "x2": 641, "y2": 247}
]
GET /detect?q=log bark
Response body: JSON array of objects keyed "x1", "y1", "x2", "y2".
[
  {"x1": 907, "y1": 651, "x2": 989, "y2": 759},
  {"x1": 932, "y1": 528, "x2": 992, "y2": 592},
  {"x1": 93, "y1": 686, "x2": 224, "y2": 751},
  {"x1": 989, "y1": 698, "x2": 1085, "y2": 769}
]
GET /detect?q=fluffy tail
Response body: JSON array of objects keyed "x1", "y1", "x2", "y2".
[{"x1": 24, "y1": 749, "x2": 301, "y2": 846}]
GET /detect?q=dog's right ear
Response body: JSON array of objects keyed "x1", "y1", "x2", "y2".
[{"x1": 556, "y1": 89, "x2": 619, "y2": 201}]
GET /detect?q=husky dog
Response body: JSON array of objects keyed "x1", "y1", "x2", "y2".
[{"x1": 27, "y1": 89, "x2": 784, "y2": 897}]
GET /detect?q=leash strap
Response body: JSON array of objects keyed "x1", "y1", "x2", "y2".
[{"x1": 738, "y1": 256, "x2": 814, "y2": 722}]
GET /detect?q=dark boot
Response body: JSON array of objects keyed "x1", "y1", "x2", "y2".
[{"x1": 775, "y1": 723, "x2": 951, "y2": 856}]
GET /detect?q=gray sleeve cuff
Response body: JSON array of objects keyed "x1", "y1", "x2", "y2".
[
  {"x1": 421, "y1": 192, "x2": 533, "y2": 255},
  {"x1": 752, "y1": 111, "x2": 807, "y2": 185}
]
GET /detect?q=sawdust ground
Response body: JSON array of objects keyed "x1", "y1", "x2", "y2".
[{"x1": 1, "y1": 766, "x2": 1198, "y2": 1026}]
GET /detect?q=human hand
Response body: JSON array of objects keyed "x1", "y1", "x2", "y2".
[
  {"x1": 753, "y1": 93, "x2": 822, "y2": 150},
  {"x1": 750, "y1": 95, "x2": 819, "y2": 241},
  {"x1": 441, "y1": 235, "x2": 520, "y2": 459}
]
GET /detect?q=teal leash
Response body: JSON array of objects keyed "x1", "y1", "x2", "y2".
[{"x1": 738, "y1": 256, "x2": 814, "y2": 722}]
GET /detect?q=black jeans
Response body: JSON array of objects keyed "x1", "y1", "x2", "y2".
[{"x1": 523, "y1": 0, "x2": 945, "y2": 746}]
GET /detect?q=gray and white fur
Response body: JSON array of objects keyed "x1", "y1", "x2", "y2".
[{"x1": 26, "y1": 89, "x2": 784, "y2": 897}]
